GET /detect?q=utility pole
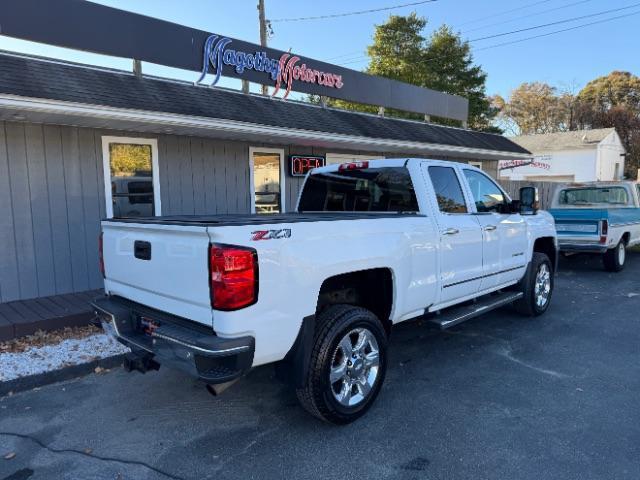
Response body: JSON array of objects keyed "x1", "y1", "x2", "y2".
[
  {"x1": 258, "y1": 0, "x2": 269, "y2": 95},
  {"x1": 132, "y1": 59, "x2": 142, "y2": 78}
]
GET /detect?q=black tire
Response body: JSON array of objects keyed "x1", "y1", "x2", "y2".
[
  {"x1": 295, "y1": 305, "x2": 388, "y2": 425},
  {"x1": 514, "y1": 252, "x2": 553, "y2": 317},
  {"x1": 603, "y1": 240, "x2": 626, "y2": 272}
]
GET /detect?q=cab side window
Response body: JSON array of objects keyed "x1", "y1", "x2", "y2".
[
  {"x1": 463, "y1": 169, "x2": 506, "y2": 213},
  {"x1": 428, "y1": 166, "x2": 468, "y2": 213}
]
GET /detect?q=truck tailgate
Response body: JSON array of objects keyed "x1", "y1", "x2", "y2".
[
  {"x1": 549, "y1": 208, "x2": 605, "y2": 237},
  {"x1": 102, "y1": 221, "x2": 213, "y2": 326}
]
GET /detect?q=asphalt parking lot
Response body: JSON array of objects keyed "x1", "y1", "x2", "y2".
[{"x1": 1, "y1": 253, "x2": 639, "y2": 480}]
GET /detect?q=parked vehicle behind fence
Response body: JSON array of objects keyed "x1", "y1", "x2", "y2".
[
  {"x1": 549, "y1": 181, "x2": 640, "y2": 271},
  {"x1": 93, "y1": 159, "x2": 557, "y2": 424}
]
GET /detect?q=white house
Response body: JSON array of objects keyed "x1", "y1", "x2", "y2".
[{"x1": 499, "y1": 128, "x2": 626, "y2": 182}]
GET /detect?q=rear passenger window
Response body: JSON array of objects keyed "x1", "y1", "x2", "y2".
[{"x1": 428, "y1": 166, "x2": 468, "y2": 213}]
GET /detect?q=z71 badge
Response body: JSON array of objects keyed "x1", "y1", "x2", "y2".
[{"x1": 251, "y1": 229, "x2": 292, "y2": 241}]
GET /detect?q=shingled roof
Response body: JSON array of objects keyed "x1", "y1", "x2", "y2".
[
  {"x1": 0, "y1": 52, "x2": 528, "y2": 155},
  {"x1": 511, "y1": 128, "x2": 618, "y2": 153}
]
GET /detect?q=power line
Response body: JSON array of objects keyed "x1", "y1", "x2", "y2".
[
  {"x1": 474, "y1": 9, "x2": 640, "y2": 52},
  {"x1": 462, "y1": 0, "x2": 594, "y2": 34},
  {"x1": 470, "y1": 2, "x2": 640, "y2": 42},
  {"x1": 336, "y1": 3, "x2": 640, "y2": 66},
  {"x1": 405, "y1": 9, "x2": 640, "y2": 65},
  {"x1": 323, "y1": 50, "x2": 368, "y2": 62},
  {"x1": 318, "y1": 0, "x2": 583, "y2": 62},
  {"x1": 455, "y1": 0, "x2": 555, "y2": 27},
  {"x1": 269, "y1": 0, "x2": 438, "y2": 23}
]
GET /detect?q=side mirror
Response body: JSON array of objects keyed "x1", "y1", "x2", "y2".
[{"x1": 519, "y1": 186, "x2": 539, "y2": 215}]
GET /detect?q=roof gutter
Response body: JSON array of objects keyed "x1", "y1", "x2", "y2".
[{"x1": 0, "y1": 94, "x2": 527, "y2": 160}]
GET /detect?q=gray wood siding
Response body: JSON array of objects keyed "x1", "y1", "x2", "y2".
[
  {"x1": 0, "y1": 123, "x2": 20, "y2": 301},
  {"x1": 6, "y1": 122, "x2": 39, "y2": 300},
  {"x1": 0, "y1": 123, "x2": 254, "y2": 302},
  {"x1": 0, "y1": 121, "x2": 498, "y2": 303}
]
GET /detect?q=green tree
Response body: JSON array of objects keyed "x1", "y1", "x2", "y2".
[
  {"x1": 422, "y1": 25, "x2": 497, "y2": 130},
  {"x1": 322, "y1": 14, "x2": 498, "y2": 131},
  {"x1": 367, "y1": 13, "x2": 428, "y2": 86}
]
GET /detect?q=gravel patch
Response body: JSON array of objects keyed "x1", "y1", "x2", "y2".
[
  {"x1": 1, "y1": 325, "x2": 103, "y2": 354},
  {"x1": 0, "y1": 333, "x2": 130, "y2": 381}
]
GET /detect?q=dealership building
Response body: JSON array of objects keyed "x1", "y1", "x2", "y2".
[{"x1": 0, "y1": 1, "x2": 529, "y2": 336}]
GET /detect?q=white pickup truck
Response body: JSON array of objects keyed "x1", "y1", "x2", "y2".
[{"x1": 93, "y1": 159, "x2": 557, "y2": 424}]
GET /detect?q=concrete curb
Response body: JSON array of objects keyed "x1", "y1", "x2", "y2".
[{"x1": 0, "y1": 354, "x2": 126, "y2": 396}]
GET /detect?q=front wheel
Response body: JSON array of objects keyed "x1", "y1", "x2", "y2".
[
  {"x1": 603, "y1": 240, "x2": 626, "y2": 272},
  {"x1": 514, "y1": 252, "x2": 554, "y2": 316},
  {"x1": 296, "y1": 305, "x2": 388, "y2": 425}
]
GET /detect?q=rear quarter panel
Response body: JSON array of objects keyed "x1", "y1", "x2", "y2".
[{"x1": 208, "y1": 216, "x2": 438, "y2": 366}]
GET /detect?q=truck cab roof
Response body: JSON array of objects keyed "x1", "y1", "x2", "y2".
[{"x1": 311, "y1": 158, "x2": 484, "y2": 175}]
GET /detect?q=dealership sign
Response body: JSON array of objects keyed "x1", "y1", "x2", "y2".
[
  {"x1": 197, "y1": 35, "x2": 344, "y2": 99},
  {"x1": 0, "y1": 0, "x2": 469, "y2": 121}
]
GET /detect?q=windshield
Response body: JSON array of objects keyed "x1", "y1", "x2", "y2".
[
  {"x1": 298, "y1": 167, "x2": 419, "y2": 212},
  {"x1": 558, "y1": 187, "x2": 629, "y2": 206}
]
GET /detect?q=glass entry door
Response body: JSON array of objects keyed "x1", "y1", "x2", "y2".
[
  {"x1": 250, "y1": 147, "x2": 285, "y2": 214},
  {"x1": 102, "y1": 137, "x2": 160, "y2": 218}
]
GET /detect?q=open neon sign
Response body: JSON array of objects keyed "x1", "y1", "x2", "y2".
[{"x1": 289, "y1": 155, "x2": 325, "y2": 177}]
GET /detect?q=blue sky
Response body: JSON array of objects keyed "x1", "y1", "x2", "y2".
[{"x1": 0, "y1": 0, "x2": 638, "y2": 100}]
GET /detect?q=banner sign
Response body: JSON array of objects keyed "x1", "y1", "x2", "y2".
[
  {"x1": 289, "y1": 155, "x2": 326, "y2": 177},
  {"x1": 0, "y1": 0, "x2": 469, "y2": 121},
  {"x1": 500, "y1": 156, "x2": 552, "y2": 171}
]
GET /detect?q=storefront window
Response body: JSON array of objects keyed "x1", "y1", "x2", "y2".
[
  {"x1": 102, "y1": 137, "x2": 160, "y2": 218},
  {"x1": 251, "y1": 148, "x2": 284, "y2": 214}
]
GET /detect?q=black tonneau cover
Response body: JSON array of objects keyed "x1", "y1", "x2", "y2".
[{"x1": 103, "y1": 212, "x2": 421, "y2": 227}]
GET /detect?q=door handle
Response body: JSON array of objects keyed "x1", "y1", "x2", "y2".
[
  {"x1": 442, "y1": 228, "x2": 460, "y2": 235},
  {"x1": 484, "y1": 225, "x2": 497, "y2": 231}
]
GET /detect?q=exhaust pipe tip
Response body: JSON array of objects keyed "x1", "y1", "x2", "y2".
[
  {"x1": 205, "y1": 379, "x2": 239, "y2": 396},
  {"x1": 123, "y1": 354, "x2": 160, "y2": 374}
]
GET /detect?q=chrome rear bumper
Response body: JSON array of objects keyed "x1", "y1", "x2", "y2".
[{"x1": 92, "y1": 295, "x2": 254, "y2": 384}]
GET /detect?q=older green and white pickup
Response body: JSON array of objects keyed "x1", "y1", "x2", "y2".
[{"x1": 549, "y1": 181, "x2": 640, "y2": 271}]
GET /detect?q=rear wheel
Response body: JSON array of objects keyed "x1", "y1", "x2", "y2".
[
  {"x1": 296, "y1": 305, "x2": 388, "y2": 425},
  {"x1": 514, "y1": 252, "x2": 553, "y2": 316},
  {"x1": 603, "y1": 240, "x2": 626, "y2": 272}
]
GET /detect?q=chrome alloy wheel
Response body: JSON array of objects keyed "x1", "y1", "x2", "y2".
[
  {"x1": 534, "y1": 263, "x2": 551, "y2": 308},
  {"x1": 618, "y1": 242, "x2": 626, "y2": 265},
  {"x1": 329, "y1": 328, "x2": 380, "y2": 407}
]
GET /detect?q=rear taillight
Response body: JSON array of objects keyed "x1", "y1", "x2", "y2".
[
  {"x1": 339, "y1": 161, "x2": 369, "y2": 171},
  {"x1": 98, "y1": 233, "x2": 105, "y2": 278},
  {"x1": 209, "y1": 244, "x2": 258, "y2": 311},
  {"x1": 600, "y1": 219, "x2": 608, "y2": 244}
]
